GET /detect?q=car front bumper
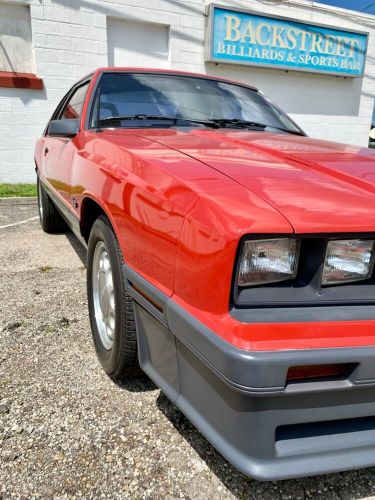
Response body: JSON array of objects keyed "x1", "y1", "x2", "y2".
[{"x1": 126, "y1": 265, "x2": 375, "y2": 481}]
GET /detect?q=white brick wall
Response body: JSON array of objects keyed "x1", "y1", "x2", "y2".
[{"x1": 0, "y1": 0, "x2": 375, "y2": 183}]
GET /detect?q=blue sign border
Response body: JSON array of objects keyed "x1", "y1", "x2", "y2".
[{"x1": 206, "y1": 4, "x2": 368, "y2": 78}]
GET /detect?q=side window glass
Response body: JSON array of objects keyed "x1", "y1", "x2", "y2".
[{"x1": 60, "y1": 82, "x2": 90, "y2": 120}]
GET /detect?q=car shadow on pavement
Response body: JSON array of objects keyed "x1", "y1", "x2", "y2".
[
  {"x1": 65, "y1": 231, "x2": 87, "y2": 265},
  {"x1": 156, "y1": 391, "x2": 375, "y2": 498},
  {"x1": 117, "y1": 375, "x2": 157, "y2": 393}
]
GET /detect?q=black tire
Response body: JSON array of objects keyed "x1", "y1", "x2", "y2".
[
  {"x1": 37, "y1": 176, "x2": 65, "y2": 233},
  {"x1": 87, "y1": 215, "x2": 141, "y2": 381}
]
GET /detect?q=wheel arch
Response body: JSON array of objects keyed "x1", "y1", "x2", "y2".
[{"x1": 80, "y1": 195, "x2": 119, "y2": 244}]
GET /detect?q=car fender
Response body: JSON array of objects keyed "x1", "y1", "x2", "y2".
[{"x1": 79, "y1": 191, "x2": 120, "y2": 244}]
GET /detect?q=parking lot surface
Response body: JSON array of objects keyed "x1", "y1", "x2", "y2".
[{"x1": 2, "y1": 198, "x2": 375, "y2": 499}]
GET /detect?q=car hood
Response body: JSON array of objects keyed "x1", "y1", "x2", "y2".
[{"x1": 135, "y1": 129, "x2": 375, "y2": 233}]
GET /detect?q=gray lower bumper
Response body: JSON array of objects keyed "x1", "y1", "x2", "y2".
[{"x1": 125, "y1": 265, "x2": 375, "y2": 481}]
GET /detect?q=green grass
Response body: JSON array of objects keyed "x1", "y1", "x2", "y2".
[{"x1": 0, "y1": 183, "x2": 37, "y2": 197}]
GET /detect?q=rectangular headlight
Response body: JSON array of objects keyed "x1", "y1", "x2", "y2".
[
  {"x1": 238, "y1": 238, "x2": 299, "y2": 286},
  {"x1": 322, "y1": 239, "x2": 375, "y2": 285}
]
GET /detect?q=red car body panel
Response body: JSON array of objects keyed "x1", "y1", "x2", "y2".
[
  {"x1": 35, "y1": 68, "x2": 375, "y2": 480},
  {"x1": 35, "y1": 68, "x2": 375, "y2": 353}
]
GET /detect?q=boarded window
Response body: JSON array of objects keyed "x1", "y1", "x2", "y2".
[
  {"x1": 0, "y1": 3, "x2": 35, "y2": 73},
  {"x1": 107, "y1": 19, "x2": 169, "y2": 68}
]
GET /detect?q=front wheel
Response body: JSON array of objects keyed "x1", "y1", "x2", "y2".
[{"x1": 87, "y1": 215, "x2": 141, "y2": 382}]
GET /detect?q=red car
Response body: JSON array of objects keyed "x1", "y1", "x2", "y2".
[{"x1": 35, "y1": 68, "x2": 375, "y2": 480}]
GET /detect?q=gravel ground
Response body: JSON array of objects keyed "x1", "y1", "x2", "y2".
[{"x1": 2, "y1": 199, "x2": 375, "y2": 499}]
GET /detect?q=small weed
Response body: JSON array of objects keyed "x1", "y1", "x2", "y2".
[
  {"x1": 59, "y1": 317, "x2": 70, "y2": 327},
  {"x1": 2, "y1": 320, "x2": 26, "y2": 332},
  {"x1": 41, "y1": 317, "x2": 74, "y2": 333},
  {"x1": 41, "y1": 323, "x2": 58, "y2": 333},
  {"x1": 39, "y1": 266, "x2": 53, "y2": 273}
]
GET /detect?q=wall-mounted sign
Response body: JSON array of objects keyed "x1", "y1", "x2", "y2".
[{"x1": 206, "y1": 5, "x2": 368, "y2": 77}]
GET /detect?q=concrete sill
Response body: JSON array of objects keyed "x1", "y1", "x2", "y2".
[{"x1": 0, "y1": 71, "x2": 43, "y2": 90}]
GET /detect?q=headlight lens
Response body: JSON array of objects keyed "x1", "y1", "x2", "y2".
[
  {"x1": 322, "y1": 239, "x2": 375, "y2": 285},
  {"x1": 238, "y1": 238, "x2": 299, "y2": 286}
]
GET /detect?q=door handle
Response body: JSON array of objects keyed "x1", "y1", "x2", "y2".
[{"x1": 44, "y1": 147, "x2": 49, "y2": 156}]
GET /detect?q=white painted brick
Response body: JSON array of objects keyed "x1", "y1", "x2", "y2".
[
  {"x1": 72, "y1": 38, "x2": 98, "y2": 54},
  {"x1": 0, "y1": 137, "x2": 35, "y2": 150},
  {"x1": 60, "y1": 23, "x2": 107, "y2": 41},
  {"x1": 0, "y1": 99, "x2": 12, "y2": 112},
  {"x1": 59, "y1": 23, "x2": 86, "y2": 38},
  {"x1": 138, "y1": 0, "x2": 160, "y2": 9},
  {"x1": 170, "y1": 50, "x2": 181, "y2": 63},
  {"x1": 159, "y1": 0, "x2": 203, "y2": 15},
  {"x1": 31, "y1": 19, "x2": 60, "y2": 35},
  {"x1": 30, "y1": 5, "x2": 44, "y2": 20},
  {"x1": 0, "y1": 130, "x2": 33, "y2": 141},
  {"x1": 73, "y1": 66, "x2": 95, "y2": 79},
  {"x1": 72, "y1": 10, "x2": 95, "y2": 26},
  {"x1": 45, "y1": 88, "x2": 66, "y2": 101},
  {"x1": 126, "y1": 7, "x2": 180, "y2": 25},
  {"x1": 35, "y1": 47, "x2": 60, "y2": 61},
  {"x1": 33, "y1": 33, "x2": 47, "y2": 48},
  {"x1": 173, "y1": 62, "x2": 205, "y2": 72},
  {"x1": 169, "y1": 36, "x2": 204, "y2": 52},
  {"x1": 170, "y1": 26, "x2": 205, "y2": 43},
  {"x1": 180, "y1": 15, "x2": 205, "y2": 29},
  {"x1": 0, "y1": 149, "x2": 33, "y2": 161},
  {"x1": 44, "y1": 6, "x2": 71, "y2": 23},
  {"x1": 179, "y1": 50, "x2": 203, "y2": 64},
  {"x1": 84, "y1": 53, "x2": 107, "y2": 67},
  {"x1": 42, "y1": 77, "x2": 71, "y2": 90},
  {"x1": 38, "y1": 100, "x2": 59, "y2": 114},
  {"x1": 92, "y1": 27, "x2": 107, "y2": 42},
  {"x1": 12, "y1": 99, "x2": 39, "y2": 113},
  {"x1": 39, "y1": 62, "x2": 76, "y2": 77},
  {"x1": 46, "y1": 35, "x2": 73, "y2": 50},
  {"x1": 37, "y1": 48, "x2": 86, "y2": 65},
  {"x1": 96, "y1": 41, "x2": 107, "y2": 55},
  {"x1": 60, "y1": 51, "x2": 85, "y2": 65},
  {"x1": 94, "y1": 14, "x2": 106, "y2": 28}
]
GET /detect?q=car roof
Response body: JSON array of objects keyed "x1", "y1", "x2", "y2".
[{"x1": 93, "y1": 67, "x2": 259, "y2": 92}]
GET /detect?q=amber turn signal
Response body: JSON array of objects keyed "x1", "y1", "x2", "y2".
[{"x1": 287, "y1": 364, "x2": 348, "y2": 382}]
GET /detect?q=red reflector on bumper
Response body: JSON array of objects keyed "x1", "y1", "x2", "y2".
[{"x1": 287, "y1": 364, "x2": 347, "y2": 382}]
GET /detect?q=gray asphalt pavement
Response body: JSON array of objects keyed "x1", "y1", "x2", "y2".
[{"x1": 1, "y1": 197, "x2": 375, "y2": 499}]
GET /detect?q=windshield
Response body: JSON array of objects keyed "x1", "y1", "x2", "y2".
[{"x1": 90, "y1": 72, "x2": 303, "y2": 135}]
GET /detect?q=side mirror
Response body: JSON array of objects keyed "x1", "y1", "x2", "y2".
[{"x1": 48, "y1": 119, "x2": 80, "y2": 138}]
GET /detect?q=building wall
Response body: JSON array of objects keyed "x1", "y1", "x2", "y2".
[{"x1": 0, "y1": 0, "x2": 375, "y2": 183}]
